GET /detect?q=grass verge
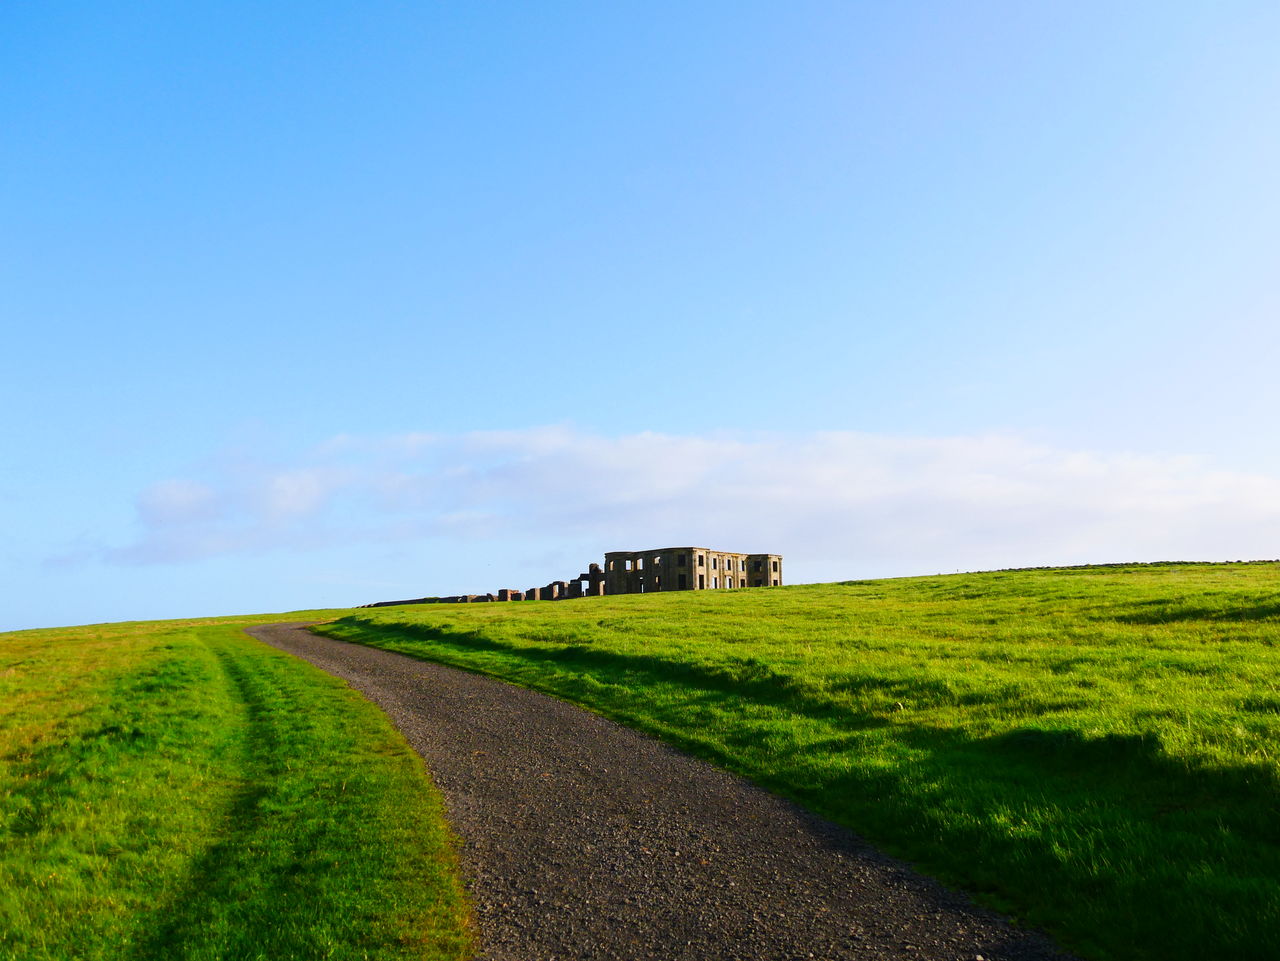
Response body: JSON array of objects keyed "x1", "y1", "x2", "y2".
[
  {"x1": 316, "y1": 562, "x2": 1280, "y2": 961},
  {"x1": 0, "y1": 611, "x2": 472, "y2": 961}
]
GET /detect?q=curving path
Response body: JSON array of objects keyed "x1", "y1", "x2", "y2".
[{"x1": 247, "y1": 623, "x2": 1076, "y2": 961}]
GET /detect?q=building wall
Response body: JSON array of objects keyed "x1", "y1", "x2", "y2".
[
  {"x1": 604, "y1": 547, "x2": 781, "y2": 594},
  {"x1": 746, "y1": 553, "x2": 783, "y2": 588}
]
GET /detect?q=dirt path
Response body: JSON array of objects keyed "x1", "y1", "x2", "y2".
[{"x1": 247, "y1": 623, "x2": 1075, "y2": 961}]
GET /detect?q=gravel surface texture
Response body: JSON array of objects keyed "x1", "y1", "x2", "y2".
[{"x1": 247, "y1": 623, "x2": 1077, "y2": 961}]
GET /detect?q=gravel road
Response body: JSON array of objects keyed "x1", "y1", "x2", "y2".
[{"x1": 247, "y1": 623, "x2": 1076, "y2": 961}]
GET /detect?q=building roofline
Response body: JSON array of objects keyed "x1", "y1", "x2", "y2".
[{"x1": 603, "y1": 547, "x2": 782, "y2": 557}]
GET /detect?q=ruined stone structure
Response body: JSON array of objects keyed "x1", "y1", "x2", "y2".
[
  {"x1": 604, "y1": 548, "x2": 782, "y2": 594},
  {"x1": 361, "y1": 548, "x2": 782, "y2": 607},
  {"x1": 561, "y1": 563, "x2": 607, "y2": 599}
]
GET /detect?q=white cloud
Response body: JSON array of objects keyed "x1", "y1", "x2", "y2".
[
  {"x1": 258, "y1": 468, "x2": 351, "y2": 520},
  {"x1": 90, "y1": 427, "x2": 1280, "y2": 577},
  {"x1": 136, "y1": 479, "x2": 221, "y2": 526}
]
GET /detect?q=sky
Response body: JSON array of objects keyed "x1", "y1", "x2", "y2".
[{"x1": 4, "y1": 1, "x2": 1280, "y2": 631}]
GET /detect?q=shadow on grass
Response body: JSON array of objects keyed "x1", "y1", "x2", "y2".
[
  {"x1": 4, "y1": 654, "x2": 204, "y2": 841},
  {"x1": 985, "y1": 727, "x2": 1279, "y2": 828},
  {"x1": 340, "y1": 617, "x2": 895, "y2": 732},
  {"x1": 1107, "y1": 596, "x2": 1280, "y2": 624},
  {"x1": 851, "y1": 721, "x2": 1278, "y2": 960},
  {"x1": 804, "y1": 723, "x2": 1280, "y2": 960}
]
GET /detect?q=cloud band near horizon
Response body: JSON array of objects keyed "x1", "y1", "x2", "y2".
[{"x1": 78, "y1": 427, "x2": 1280, "y2": 581}]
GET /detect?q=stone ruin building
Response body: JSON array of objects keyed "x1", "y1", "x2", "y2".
[
  {"x1": 603, "y1": 547, "x2": 783, "y2": 594},
  {"x1": 361, "y1": 547, "x2": 783, "y2": 607}
]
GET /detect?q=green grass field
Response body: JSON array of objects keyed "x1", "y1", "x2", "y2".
[
  {"x1": 317, "y1": 562, "x2": 1280, "y2": 961},
  {"x1": 0, "y1": 612, "x2": 471, "y2": 961}
]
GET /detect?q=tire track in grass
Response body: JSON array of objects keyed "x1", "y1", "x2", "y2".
[
  {"x1": 132, "y1": 636, "x2": 298, "y2": 960},
  {"x1": 2, "y1": 614, "x2": 469, "y2": 961},
  {"x1": 132, "y1": 626, "x2": 472, "y2": 961}
]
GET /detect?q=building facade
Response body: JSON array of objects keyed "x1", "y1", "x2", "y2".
[{"x1": 602, "y1": 547, "x2": 782, "y2": 594}]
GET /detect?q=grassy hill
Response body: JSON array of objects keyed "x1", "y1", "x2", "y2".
[
  {"x1": 318, "y1": 562, "x2": 1280, "y2": 961},
  {"x1": 0, "y1": 612, "x2": 471, "y2": 961},
  {"x1": 5, "y1": 563, "x2": 1276, "y2": 960}
]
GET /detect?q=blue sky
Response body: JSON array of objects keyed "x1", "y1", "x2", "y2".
[{"x1": 4, "y1": 2, "x2": 1280, "y2": 630}]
